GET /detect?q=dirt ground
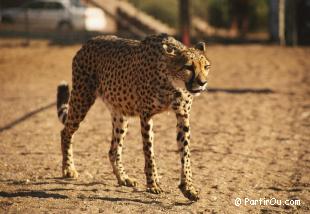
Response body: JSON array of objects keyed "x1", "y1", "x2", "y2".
[{"x1": 0, "y1": 38, "x2": 309, "y2": 214}]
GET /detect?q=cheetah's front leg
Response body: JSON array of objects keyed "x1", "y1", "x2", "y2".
[
  {"x1": 176, "y1": 113, "x2": 199, "y2": 201},
  {"x1": 109, "y1": 113, "x2": 137, "y2": 187},
  {"x1": 140, "y1": 116, "x2": 162, "y2": 194}
]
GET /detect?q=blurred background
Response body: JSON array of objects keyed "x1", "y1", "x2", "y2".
[{"x1": 0, "y1": 0, "x2": 309, "y2": 45}]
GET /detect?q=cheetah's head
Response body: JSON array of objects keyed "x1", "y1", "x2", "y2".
[{"x1": 163, "y1": 41, "x2": 211, "y2": 95}]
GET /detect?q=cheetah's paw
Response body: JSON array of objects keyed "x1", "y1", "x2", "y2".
[
  {"x1": 118, "y1": 178, "x2": 137, "y2": 187},
  {"x1": 63, "y1": 167, "x2": 79, "y2": 179},
  {"x1": 179, "y1": 183, "x2": 199, "y2": 201},
  {"x1": 147, "y1": 183, "x2": 163, "y2": 194}
]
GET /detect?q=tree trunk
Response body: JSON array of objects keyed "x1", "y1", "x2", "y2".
[
  {"x1": 179, "y1": 0, "x2": 190, "y2": 46},
  {"x1": 278, "y1": 0, "x2": 286, "y2": 45}
]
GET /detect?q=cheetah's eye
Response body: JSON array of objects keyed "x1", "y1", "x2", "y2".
[{"x1": 204, "y1": 65, "x2": 211, "y2": 70}]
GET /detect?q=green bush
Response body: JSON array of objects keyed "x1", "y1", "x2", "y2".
[
  {"x1": 128, "y1": 0, "x2": 178, "y2": 28},
  {"x1": 205, "y1": 0, "x2": 231, "y2": 28}
]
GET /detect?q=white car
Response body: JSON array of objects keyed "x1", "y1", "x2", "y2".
[{"x1": 1, "y1": 0, "x2": 107, "y2": 32}]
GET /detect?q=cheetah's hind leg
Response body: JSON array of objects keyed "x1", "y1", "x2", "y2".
[
  {"x1": 57, "y1": 79, "x2": 97, "y2": 179},
  {"x1": 108, "y1": 113, "x2": 137, "y2": 187}
]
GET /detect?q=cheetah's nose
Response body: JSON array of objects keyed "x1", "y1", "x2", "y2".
[{"x1": 197, "y1": 79, "x2": 207, "y2": 86}]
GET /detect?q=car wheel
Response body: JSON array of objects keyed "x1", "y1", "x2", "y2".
[
  {"x1": 58, "y1": 21, "x2": 72, "y2": 32},
  {"x1": 1, "y1": 15, "x2": 14, "y2": 24}
]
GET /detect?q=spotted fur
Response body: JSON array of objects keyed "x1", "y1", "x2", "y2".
[{"x1": 56, "y1": 34, "x2": 211, "y2": 201}]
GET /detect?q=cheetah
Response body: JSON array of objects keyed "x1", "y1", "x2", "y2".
[{"x1": 56, "y1": 34, "x2": 210, "y2": 201}]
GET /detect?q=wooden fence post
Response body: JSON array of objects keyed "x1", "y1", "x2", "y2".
[{"x1": 179, "y1": 0, "x2": 190, "y2": 46}]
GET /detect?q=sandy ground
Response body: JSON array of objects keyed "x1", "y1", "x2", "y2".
[{"x1": 0, "y1": 38, "x2": 309, "y2": 213}]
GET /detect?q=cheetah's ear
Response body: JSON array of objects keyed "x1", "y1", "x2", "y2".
[
  {"x1": 163, "y1": 44, "x2": 176, "y2": 55},
  {"x1": 195, "y1": 42, "x2": 206, "y2": 52}
]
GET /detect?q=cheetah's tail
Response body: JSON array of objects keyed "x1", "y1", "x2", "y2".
[{"x1": 57, "y1": 81, "x2": 70, "y2": 124}]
